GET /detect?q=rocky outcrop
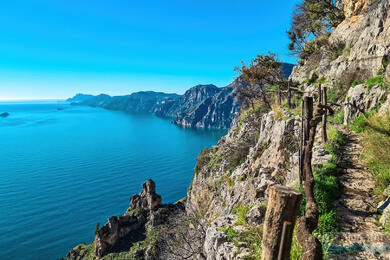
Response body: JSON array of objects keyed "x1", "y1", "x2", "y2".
[
  {"x1": 343, "y1": 83, "x2": 386, "y2": 124},
  {"x1": 66, "y1": 179, "x2": 183, "y2": 260},
  {"x1": 291, "y1": 0, "x2": 390, "y2": 87},
  {"x1": 129, "y1": 179, "x2": 162, "y2": 211},
  {"x1": 94, "y1": 214, "x2": 147, "y2": 258}
]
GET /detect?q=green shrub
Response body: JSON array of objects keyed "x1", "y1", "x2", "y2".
[
  {"x1": 222, "y1": 174, "x2": 235, "y2": 188},
  {"x1": 307, "y1": 73, "x2": 319, "y2": 85},
  {"x1": 238, "y1": 226, "x2": 263, "y2": 259},
  {"x1": 349, "y1": 115, "x2": 367, "y2": 133},
  {"x1": 330, "y1": 42, "x2": 345, "y2": 61},
  {"x1": 383, "y1": 58, "x2": 389, "y2": 69},
  {"x1": 207, "y1": 151, "x2": 223, "y2": 171},
  {"x1": 290, "y1": 228, "x2": 302, "y2": 260},
  {"x1": 351, "y1": 80, "x2": 364, "y2": 88},
  {"x1": 366, "y1": 74, "x2": 388, "y2": 91},
  {"x1": 232, "y1": 203, "x2": 252, "y2": 225},
  {"x1": 219, "y1": 226, "x2": 237, "y2": 242},
  {"x1": 328, "y1": 110, "x2": 344, "y2": 124},
  {"x1": 194, "y1": 148, "x2": 212, "y2": 175}
]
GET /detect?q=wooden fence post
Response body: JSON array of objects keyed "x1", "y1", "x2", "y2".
[
  {"x1": 287, "y1": 80, "x2": 292, "y2": 109},
  {"x1": 322, "y1": 86, "x2": 328, "y2": 143},
  {"x1": 299, "y1": 96, "x2": 313, "y2": 184},
  {"x1": 318, "y1": 84, "x2": 322, "y2": 105},
  {"x1": 299, "y1": 100, "x2": 304, "y2": 185},
  {"x1": 303, "y1": 96, "x2": 313, "y2": 147},
  {"x1": 262, "y1": 185, "x2": 302, "y2": 260}
]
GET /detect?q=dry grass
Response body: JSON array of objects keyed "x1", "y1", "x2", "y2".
[
  {"x1": 272, "y1": 103, "x2": 284, "y2": 121},
  {"x1": 362, "y1": 112, "x2": 390, "y2": 195}
]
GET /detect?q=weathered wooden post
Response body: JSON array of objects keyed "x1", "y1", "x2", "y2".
[
  {"x1": 262, "y1": 185, "x2": 302, "y2": 260},
  {"x1": 303, "y1": 96, "x2": 313, "y2": 147},
  {"x1": 318, "y1": 84, "x2": 322, "y2": 105},
  {"x1": 322, "y1": 86, "x2": 328, "y2": 143},
  {"x1": 299, "y1": 96, "x2": 313, "y2": 184},
  {"x1": 299, "y1": 101, "x2": 304, "y2": 185},
  {"x1": 287, "y1": 80, "x2": 292, "y2": 109}
]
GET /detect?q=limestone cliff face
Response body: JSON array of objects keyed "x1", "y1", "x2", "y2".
[
  {"x1": 291, "y1": 0, "x2": 390, "y2": 86},
  {"x1": 172, "y1": 78, "x2": 245, "y2": 129},
  {"x1": 186, "y1": 111, "x2": 298, "y2": 220}
]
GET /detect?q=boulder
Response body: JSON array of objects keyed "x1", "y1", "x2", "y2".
[{"x1": 246, "y1": 205, "x2": 266, "y2": 225}]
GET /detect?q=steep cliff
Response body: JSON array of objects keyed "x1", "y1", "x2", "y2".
[{"x1": 291, "y1": 0, "x2": 390, "y2": 88}]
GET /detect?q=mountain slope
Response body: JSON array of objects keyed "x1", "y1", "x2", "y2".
[{"x1": 68, "y1": 63, "x2": 294, "y2": 129}]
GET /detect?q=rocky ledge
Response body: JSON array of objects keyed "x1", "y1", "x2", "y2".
[{"x1": 66, "y1": 179, "x2": 185, "y2": 260}]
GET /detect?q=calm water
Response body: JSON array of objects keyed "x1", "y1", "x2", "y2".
[{"x1": 0, "y1": 101, "x2": 225, "y2": 260}]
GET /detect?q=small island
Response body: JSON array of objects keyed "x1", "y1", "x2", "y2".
[{"x1": 0, "y1": 112, "x2": 9, "y2": 118}]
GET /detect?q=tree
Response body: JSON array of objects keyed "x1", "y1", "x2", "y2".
[
  {"x1": 159, "y1": 212, "x2": 207, "y2": 259},
  {"x1": 237, "y1": 53, "x2": 285, "y2": 110},
  {"x1": 287, "y1": 0, "x2": 344, "y2": 59}
]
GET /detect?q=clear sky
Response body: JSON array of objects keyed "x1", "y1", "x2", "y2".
[{"x1": 0, "y1": 0, "x2": 300, "y2": 100}]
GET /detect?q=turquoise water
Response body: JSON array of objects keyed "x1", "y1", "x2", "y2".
[{"x1": 0, "y1": 101, "x2": 225, "y2": 260}]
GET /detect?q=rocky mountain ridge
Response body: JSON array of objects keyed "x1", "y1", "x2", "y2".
[{"x1": 68, "y1": 64, "x2": 293, "y2": 129}]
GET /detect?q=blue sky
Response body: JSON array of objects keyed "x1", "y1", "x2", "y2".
[{"x1": 0, "y1": 0, "x2": 300, "y2": 100}]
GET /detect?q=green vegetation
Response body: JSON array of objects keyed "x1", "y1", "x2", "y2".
[
  {"x1": 351, "y1": 80, "x2": 364, "y2": 88},
  {"x1": 125, "y1": 207, "x2": 147, "y2": 218},
  {"x1": 194, "y1": 148, "x2": 212, "y2": 176},
  {"x1": 219, "y1": 226, "x2": 237, "y2": 242},
  {"x1": 345, "y1": 99, "x2": 390, "y2": 196},
  {"x1": 384, "y1": 215, "x2": 390, "y2": 234},
  {"x1": 239, "y1": 226, "x2": 263, "y2": 260},
  {"x1": 232, "y1": 203, "x2": 252, "y2": 225},
  {"x1": 287, "y1": 0, "x2": 344, "y2": 60},
  {"x1": 290, "y1": 228, "x2": 302, "y2": 260},
  {"x1": 238, "y1": 53, "x2": 285, "y2": 111},
  {"x1": 207, "y1": 151, "x2": 223, "y2": 171},
  {"x1": 307, "y1": 73, "x2": 319, "y2": 85},
  {"x1": 383, "y1": 58, "x2": 389, "y2": 69},
  {"x1": 292, "y1": 125, "x2": 344, "y2": 258},
  {"x1": 365, "y1": 73, "x2": 388, "y2": 91},
  {"x1": 330, "y1": 42, "x2": 345, "y2": 61},
  {"x1": 219, "y1": 224, "x2": 263, "y2": 259},
  {"x1": 281, "y1": 95, "x2": 303, "y2": 116},
  {"x1": 328, "y1": 110, "x2": 344, "y2": 124},
  {"x1": 222, "y1": 174, "x2": 235, "y2": 188},
  {"x1": 226, "y1": 142, "x2": 250, "y2": 173},
  {"x1": 349, "y1": 114, "x2": 367, "y2": 133},
  {"x1": 361, "y1": 113, "x2": 390, "y2": 195},
  {"x1": 68, "y1": 243, "x2": 95, "y2": 260}
]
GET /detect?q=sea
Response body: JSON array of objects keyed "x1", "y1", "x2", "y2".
[{"x1": 0, "y1": 101, "x2": 225, "y2": 260}]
